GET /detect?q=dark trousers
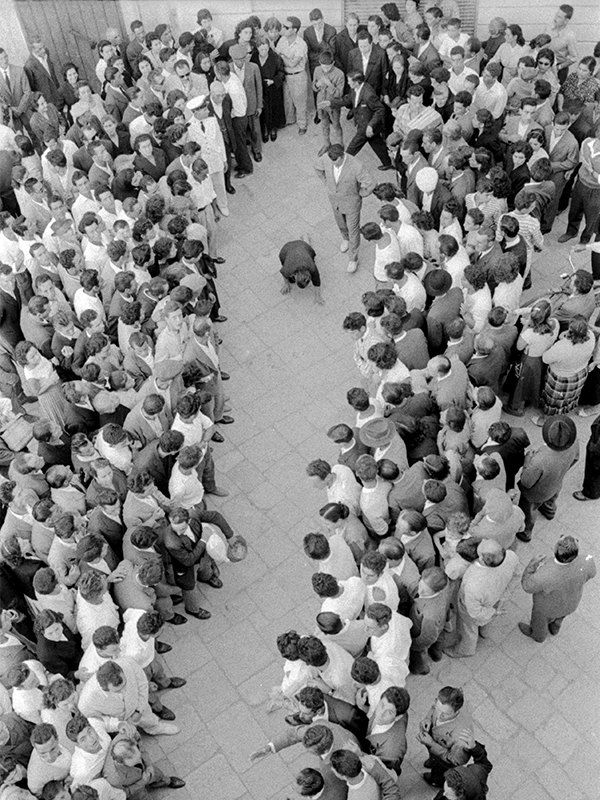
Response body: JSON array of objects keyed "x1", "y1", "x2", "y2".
[
  {"x1": 545, "y1": 172, "x2": 568, "y2": 232},
  {"x1": 566, "y1": 179, "x2": 600, "y2": 242},
  {"x1": 518, "y1": 492, "x2": 558, "y2": 535},
  {"x1": 529, "y1": 610, "x2": 566, "y2": 642},
  {"x1": 346, "y1": 128, "x2": 391, "y2": 167},
  {"x1": 231, "y1": 116, "x2": 253, "y2": 174},
  {"x1": 0, "y1": 190, "x2": 20, "y2": 217}
]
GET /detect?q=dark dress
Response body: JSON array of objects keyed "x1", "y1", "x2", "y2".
[
  {"x1": 581, "y1": 414, "x2": 600, "y2": 499},
  {"x1": 251, "y1": 49, "x2": 286, "y2": 134}
]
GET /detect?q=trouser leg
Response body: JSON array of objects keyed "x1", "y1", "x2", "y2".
[
  {"x1": 345, "y1": 206, "x2": 362, "y2": 262},
  {"x1": 346, "y1": 129, "x2": 367, "y2": 156},
  {"x1": 566, "y1": 179, "x2": 585, "y2": 236},
  {"x1": 518, "y1": 494, "x2": 540, "y2": 536},
  {"x1": 455, "y1": 602, "x2": 480, "y2": 656},
  {"x1": 368, "y1": 134, "x2": 392, "y2": 167},
  {"x1": 288, "y1": 73, "x2": 308, "y2": 129},
  {"x1": 332, "y1": 207, "x2": 349, "y2": 241},
  {"x1": 530, "y1": 609, "x2": 550, "y2": 642},
  {"x1": 211, "y1": 169, "x2": 228, "y2": 213},
  {"x1": 248, "y1": 112, "x2": 262, "y2": 156},
  {"x1": 539, "y1": 492, "x2": 558, "y2": 520},
  {"x1": 232, "y1": 116, "x2": 253, "y2": 173},
  {"x1": 581, "y1": 186, "x2": 600, "y2": 242}
]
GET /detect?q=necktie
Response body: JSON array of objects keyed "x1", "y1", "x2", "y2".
[{"x1": 4, "y1": 71, "x2": 11, "y2": 95}]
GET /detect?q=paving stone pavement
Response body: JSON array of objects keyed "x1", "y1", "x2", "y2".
[{"x1": 148, "y1": 118, "x2": 600, "y2": 800}]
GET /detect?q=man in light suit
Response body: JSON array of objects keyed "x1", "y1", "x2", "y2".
[
  {"x1": 23, "y1": 38, "x2": 60, "y2": 107},
  {"x1": 544, "y1": 112, "x2": 579, "y2": 230},
  {"x1": 347, "y1": 32, "x2": 387, "y2": 97},
  {"x1": 183, "y1": 317, "x2": 232, "y2": 424},
  {"x1": 0, "y1": 48, "x2": 32, "y2": 131},
  {"x1": 326, "y1": 72, "x2": 392, "y2": 169},
  {"x1": 314, "y1": 144, "x2": 375, "y2": 273},
  {"x1": 229, "y1": 44, "x2": 263, "y2": 162}
]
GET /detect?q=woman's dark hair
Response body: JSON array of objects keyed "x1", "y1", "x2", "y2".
[{"x1": 566, "y1": 315, "x2": 590, "y2": 345}]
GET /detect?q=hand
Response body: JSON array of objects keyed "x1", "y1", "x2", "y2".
[
  {"x1": 417, "y1": 731, "x2": 433, "y2": 746},
  {"x1": 317, "y1": 100, "x2": 330, "y2": 109},
  {"x1": 249, "y1": 745, "x2": 272, "y2": 762},
  {"x1": 366, "y1": 125, "x2": 374, "y2": 138},
  {"x1": 280, "y1": 283, "x2": 291, "y2": 295},
  {"x1": 130, "y1": 711, "x2": 142, "y2": 724},
  {"x1": 572, "y1": 245, "x2": 585, "y2": 253},
  {"x1": 118, "y1": 721, "x2": 138, "y2": 738},
  {"x1": 458, "y1": 729, "x2": 475, "y2": 750},
  {"x1": 315, "y1": 294, "x2": 324, "y2": 305},
  {"x1": 61, "y1": 346, "x2": 74, "y2": 358},
  {"x1": 265, "y1": 79, "x2": 274, "y2": 86},
  {"x1": 67, "y1": 564, "x2": 80, "y2": 581}
]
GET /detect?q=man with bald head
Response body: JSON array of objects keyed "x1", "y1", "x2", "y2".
[{"x1": 444, "y1": 540, "x2": 519, "y2": 657}]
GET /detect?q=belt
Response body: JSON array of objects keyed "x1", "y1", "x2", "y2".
[{"x1": 285, "y1": 70, "x2": 303, "y2": 75}]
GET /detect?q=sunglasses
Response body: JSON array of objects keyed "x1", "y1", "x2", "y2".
[
  {"x1": 180, "y1": 71, "x2": 191, "y2": 77},
  {"x1": 282, "y1": 24, "x2": 292, "y2": 29}
]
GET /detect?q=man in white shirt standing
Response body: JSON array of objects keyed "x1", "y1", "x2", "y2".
[
  {"x1": 213, "y1": 60, "x2": 253, "y2": 178},
  {"x1": 187, "y1": 95, "x2": 229, "y2": 216},
  {"x1": 277, "y1": 16, "x2": 309, "y2": 134},
  {"x1": 473, "y1": 63, "x2": 507, "y2": 120}
]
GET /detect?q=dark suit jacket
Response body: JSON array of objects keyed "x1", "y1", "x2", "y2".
[
  {"x1": 0, "y1": 713, "x2": 33, "y2": 766},
  {"x1": 417, "y1": 42, "x2": 442, "y2": 72},
  {"x1": 367, "y1": 714, "x2": 408, "y2": 774},
  {"x1": 467, "y1": 350, "x2": 506, "y2": 395},
  {"x1": 304, "y1": 23, "x2": 338, "y2": 73},
  {"x1": 236, "y1": 62, "x2": 263, "y2": 117},
  {"x1": 324, "y1": 696, "x2": 369, "y2": 744},
  {"x1": 0, "y1": 65, "x2": 32, "y2": 120},
  {"x1": 23, "y1": 55, "x2": 60, "y2": 106},
  {"x1": 0, "y1": 289, "x2": 22, "y2": 349},
  {"x1": 104, "y1": 85, "x2": 129, "y2": 123},
  {"x1": 338, "y1": 438, "x2": 370, "y2": 472},
  {"x1": 133, "y1": 149, "x2": 167, "y2": 181},
  {"x1": 413, "y1": 182, "x2": 453, "y2": 227},
  {"x1": 134, "y1": 440, "x2": 172, "y2": 495},
  {"x1": 347, "y1": 46, "x2": 387, "y2": 97},
  {"x1": 332, "y1": 82, "x2": 386, "y2": 134}
]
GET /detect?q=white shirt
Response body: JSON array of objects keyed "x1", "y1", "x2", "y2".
[
  {"x1": 318, "y1": 533, "x2": 358, "y2": 581},
  {"x1": 169, "y1": 463, "x2": 205, "y2": 508},
  {"x1": 120, "y1": 607, "x2": 155, "y2": 668},
  {"x1": 368, "y1": 611, "x2": 412, "y2": 687},
  {"x1": 322, "y1": 576, "x2": 366, "y2": 620},
  {"x1": 76, "y1": 592, "x2": 120, "y2": 650},
  {"x1": 128, "y1": 115, "x2": 153, "y2": 146},
  {"x1": 393, "y1": 272, "x2": 427, "y2": 312},
  {"x1": 327, "y1": 464, "x2": 361, "y2": 515},
  {"x1": 72, "y1": 194, "x2": 101, "y2": 226},
  {"x1": 188, "y1": 116, "x2": 226, "y2": 173},
  {"x1": 364, "y1": 570, "x2": 400, "y2": 613},
  {"x1": 396, "y1": 223, "x2": 424, "y2": 258},
  {"x1": 319, "y1": 641, "x2": 356, "y2": 704},
  {"x1": 222, "y1": 73, "x2": 247, "y2": 117},
  {"x1": 70, "y1": 720, "x2": 110, "y2": 788},
  {"x1": 333, "y1": 155, "x2": 347, "y2": 183}
]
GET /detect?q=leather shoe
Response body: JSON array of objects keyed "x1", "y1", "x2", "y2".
[
  {"x1": 168, "y1": 778, "x2": 186, "y2": 789},
  {"x1": 156, "y1": 641, "x2": 172, "y2": 654},
  {"x1": 423, "y1": 758, "x2": 435, "y2": 768},
  {"x1": 169, "y1": 613, "x2": 188, "y2": 626},
  {"x1": 270, "y1": 130, "x2": 277, "y2": 141},
  {"x1": 557, "y1": 233, "x2": 576, "y2": 243},
  {"x1": 206, "y1": 486, "x2": 229, "y2": 497},
  {"x1": 166, "y1": 677, "x2": 187, "y2": 689},
  {"x1": 220, "y1": 371, "x2": 230, "y2": 380},
  {"x1": 206, "y1": 575, "x2": 223, "y2": 588},
  {"x1": 516, "y1": 530, "x2": 532, "y2": 542},
  {"x1": 253, "y1": 153, "x2": 262, "y2": 162},
  {"x1": 187, "y1": 608, "x2": 212, "y2": 620},
  {"x1": 518, "y1": 622, "x2": 534, "y2": 639},
  {"x1": 262, "y1": 132, "x2": 269, "y2": 143},
  {"x1": 234, "y1": 171, "x2": 247, "y2": 179},
  {"x1": 212, "y1": 432, "x2": 225, "y2": 443},
  {"x1": 314, "y1": 112, "x2": 320, "y2": 124},
  {"x1": 172, "y1": 595, "x2": 184, "y2": 605},
  {"x1": 156, "y1": 705, "x2": 176, "y2": 721},
  {"x1": 422, "y1": 773, "x2": 443, "y2": 788},
  {"x1": 214, "y1": 315, "x2": 228, "y2": 322},
  {"x1": 213, "y1": 257, "x2": 226, "y2": 265},
  {"x1": 216, "y1": 415, "x2": 234, "y2": 424},
  {"x1": 225, "y1": 184, "x2": 236, "y2": 194},
  {"x1": 298, "y1": 128, "x2": 307, "y2": 135},
  {"x1": 285, "y1": 713, "x2": 304, "y2": 726},
  {"x1": 378, "y1": 164, "x2": 395, "y2": 171}
]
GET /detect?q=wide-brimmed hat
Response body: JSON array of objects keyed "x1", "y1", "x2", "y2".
[
  {"x1": 359, "y1": 418, "x2": 396, "y2": 448},
  {"x1": 424, "y1": 269, "x2": 452, "y2": 296},
  {"x1": 542, "y1": 415, "x2": 577, "y2": 451}
]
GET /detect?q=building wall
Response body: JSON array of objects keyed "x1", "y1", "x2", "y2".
[
  {"x1": 3, "y1": 1, "x2": 31, "y2": 65},
  {"x1": 118, "y1": 1, "x2": 345, "y2": 39},
  {"x1": 476, "y1": 0, "x2": 600, "y2": 59}
]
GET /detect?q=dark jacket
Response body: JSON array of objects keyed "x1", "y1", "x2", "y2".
[
  {"x1": 331, "y1": 82, "x2": 386, "y2": 134},
  {"x1": 36, "y1": 624, "x2": 82, "y2": 678},
  {"x1": 347, "y1": 45, "x2": 387, "y2": 96}
]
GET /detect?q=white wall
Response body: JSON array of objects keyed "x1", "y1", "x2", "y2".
[
  {"x1": 3, "y1": 0, "x2": 33, "y2": 65},
  {"x1": 476, "y1": 0, "x2": 600, "y2": 59},
  {"x1": 118, "y1": 0, "x2": 345, "y2": 40}
]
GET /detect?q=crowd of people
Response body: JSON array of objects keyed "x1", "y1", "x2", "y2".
[{"x1": 0, "y1": 2, "x2": 596, "y2": 800}]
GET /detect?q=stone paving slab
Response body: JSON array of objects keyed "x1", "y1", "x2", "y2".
[{"x1": 149, "y1": 119, "x2": 600, "y2": 800}]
